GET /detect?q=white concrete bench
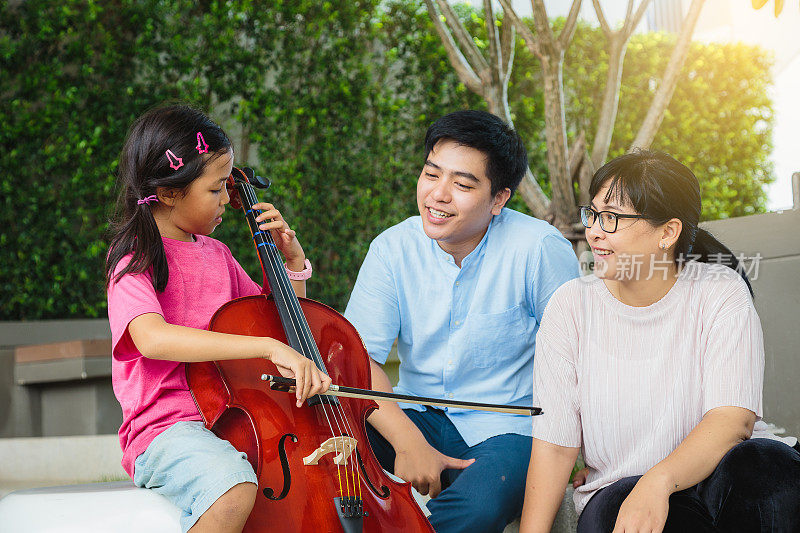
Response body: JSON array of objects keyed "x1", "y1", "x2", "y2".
[
  {"x1": 0, "y1": 480, "x2": 576, "y2": 532},
  {"x1": 0, "y1": 435, "x2": 578, "y2": 532}
]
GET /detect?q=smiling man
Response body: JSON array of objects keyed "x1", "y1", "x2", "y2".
[{"x1": 344, "y1": 110, "x2": 579, "y2": 532}]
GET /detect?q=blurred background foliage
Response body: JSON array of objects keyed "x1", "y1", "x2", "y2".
[{"x1": 0, "y1": 0, "x2": 774, "y2": 319}]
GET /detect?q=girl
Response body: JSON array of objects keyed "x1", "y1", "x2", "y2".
[
  {"x1": 105, "y1": 104, "x2": 331, "y2": 533},
  {"x1": 520, "y1": 151, "x2": 800, "y2": 532}
]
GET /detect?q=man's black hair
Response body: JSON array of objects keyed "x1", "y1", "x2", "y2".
[{"x1": 424, "y1": 110, "x2": 528, "y2": 196}]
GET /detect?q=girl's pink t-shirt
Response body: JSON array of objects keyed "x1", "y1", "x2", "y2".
[{"x1": 107, "y1": 235, "x2": 265, "y2": 477}]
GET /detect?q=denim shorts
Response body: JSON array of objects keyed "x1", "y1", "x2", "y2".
[{"x1": 133, "y1": 421, "x2": 257, "y2": 532}]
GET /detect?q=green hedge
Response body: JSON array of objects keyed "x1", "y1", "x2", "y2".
[{"x1": 0, "y1": 1, "x2": 773, "y2": 319}]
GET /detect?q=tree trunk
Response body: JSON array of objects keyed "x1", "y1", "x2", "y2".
[
  {"x1": 632, "y1": 0, "x2": 706, "y2": 150},
  {"x1": 540, "y1": 57, "x2": 573, "y2": 231},
  {"x1": 423, "y1": 0, "x2": 550, "y2": 219},
  {"x1": 590, "y1": 35, "x2": 627, "y2": 168},
  {"x1": 485, "y1": 85, "x2": 551, "y2": 218}
]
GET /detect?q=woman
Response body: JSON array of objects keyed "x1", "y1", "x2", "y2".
[{"x1": 520, "y1": 151, "x2": 800, "y2": 532}]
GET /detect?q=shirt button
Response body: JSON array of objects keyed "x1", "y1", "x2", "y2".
[
  {"x1": 454, "y1": 320, "x2": 461, "y2": 326},
  {"x1": 448, "y1": 393, "x2": 454, "y2": 399},
  {"x1": 455, "y1": 281, "x2": 460, "y2": 286},
  {"x1": 447, "y1": 360, "x2": 453, "y2": 365}
]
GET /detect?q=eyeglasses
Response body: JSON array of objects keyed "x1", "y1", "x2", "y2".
[{"x1": 579, "y1": 205, "x2": 649, "y2": 233}]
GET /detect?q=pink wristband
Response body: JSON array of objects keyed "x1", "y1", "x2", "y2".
[{"x1": 285, "y1": 258, "x2": 312, "y2": 281}]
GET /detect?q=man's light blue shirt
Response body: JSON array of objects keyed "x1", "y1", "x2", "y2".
[{"x1": 344, "y1": 208, "x2": 579, "y2": 446}]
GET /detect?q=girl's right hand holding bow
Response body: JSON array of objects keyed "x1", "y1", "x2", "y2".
[{"x1": 267, "y1": 340, "x2": 332, "y2": 407}]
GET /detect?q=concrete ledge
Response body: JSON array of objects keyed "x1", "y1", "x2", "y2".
[
  {"x1": 0, "y1": 480, "x2": 577, "y2": 532},
  {"x1": 0, "y1": 434, "x2": 126, "y2": 482},
  {"x1": 0, "y1": 435, "x2": 579, "y2": 531},
  {"x1": 14, "y1": 339, "x2": 113, "y2": 385},
  {"x1": 15, "y1": 357, "x2": 112, "y2": 385},
  {"x1": 0, "y1": 319, "x2": 111, "y2": 349}
]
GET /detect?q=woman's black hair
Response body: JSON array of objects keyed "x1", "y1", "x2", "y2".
[
  {"x1": 424, "y1": 110, "x2": 528, "y2": 197},
  {"x1": 105, "y1": 104, "x2": 232, "y2": 292},
  {"x1": 589, "y1": 150, "x2": 753, "y2": 296}
]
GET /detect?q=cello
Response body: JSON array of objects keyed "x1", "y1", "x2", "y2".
[{"x1": 186, "y1": 167, "x2": 434, "y2": 532}]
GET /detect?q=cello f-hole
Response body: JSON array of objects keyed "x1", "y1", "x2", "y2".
[
  {"x1": 356, "y1": 449, "x2": 390, "y2": 499},
  {"x1": 262, "y1": 433, "x2": 298, "y2": 501}
]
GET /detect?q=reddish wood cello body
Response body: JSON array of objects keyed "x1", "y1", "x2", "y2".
[{"x1": 186, "y1": 168, "x2": 433, "y2": 533}]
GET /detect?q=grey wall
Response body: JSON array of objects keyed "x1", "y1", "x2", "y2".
[
  {"x1": 0, "y1": 349, "x2": 41, "y2": 437},
  {"x1": 0, "y1": 319, "x2": 116, "y2": 438},
  {"x1": 702, "y1": 208, "x2": 800, "y2": 438},
  {"x1": 0, "y1": 319, "x2": 110, "y2": 348}
]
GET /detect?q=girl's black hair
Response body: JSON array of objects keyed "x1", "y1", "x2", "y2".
[
  {"x1": 589, "y1": 150, "x2": 753, "y2": 296},
  {"x1": 105, "y1": 104, "x2": 232, "y2": 292}
]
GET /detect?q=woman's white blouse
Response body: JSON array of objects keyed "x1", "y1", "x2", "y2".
[{"x1": 532, "y1": 262, "x2": 764, "y2": 514}]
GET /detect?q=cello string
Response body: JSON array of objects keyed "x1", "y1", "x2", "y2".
[
  {"x1": 321, "y1": 377, "x2": 361, "y2": 502},
  {"x1": 271, "y1": 249, "x2": 365, "y2": 503},
  {"x1": 247, "y1": 188, "x2": 363, "y2": 505},
  {"x1": 242, "y1": 181, "x2": 355, "y2": 501},
  {"x1": 241, "y1": 182, "x2": 362, "y2": 503},
  {"x1": 264, "y1": 249, "x2": 363, "y2": 502},
  {"x1": 260, "y1": 238, "x2": 358, "y2": 503},
  {"x1": 243, "y1": 184, "x2": 352, "y2": 500}
]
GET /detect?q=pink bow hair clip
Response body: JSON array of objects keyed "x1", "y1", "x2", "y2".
[{"x1": 137, "y1": 195, "x2": 159, "y2": 206}]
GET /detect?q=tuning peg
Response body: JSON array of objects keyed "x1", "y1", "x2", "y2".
[{"x1": 243, "y1": 167, "x2": 271, "y2": 189}]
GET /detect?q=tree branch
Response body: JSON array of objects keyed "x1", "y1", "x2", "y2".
[
  {"x1": 531, "y1": 0, "x2": 556, "y2": 48},
  {"x1": 484, "y1": 0, "x2": 503, "y2": 87},
  {"x1": 568, "y1": 130, "x2": 586, "y2": 182},
  {"x1": 558, "y1": 0, "x2": 583, "y2": 50},
  {"x1": 590, "y1": 32, "x2": 626, "y2": 168},
  {"x1": 589, "y1": 0, "x2": 654, "y2": 167},
  {"x1": 423, "y1": 0, "x2": 483, "y2": 94},
  {"x1": 434, "y1": 0, "x2": 491, "y2": 80},
  {"x1": 631, "y1": 0, "x2": 706, "y2": 150},
  {"x1": 517, "y1": 168, "x2": 552, "y2": 218},
  {"x1": 496, "y1": 0, "x2": 542, "y2": 60},
  {"x1": 625, "y1": 0, "x2": 653, "y2": 40},
  {"x1": 578, "y1": 146, "x2": 595, "y2": 205},
  {"x1": 500, "y1": 21, "x2": 516, "y2": 86},
  {"x1": 624, "y1": 0, "x2": 635, "y2": 26},
  {"x1": 592, "y1": 0, "x2": 612, "y2": 35}
]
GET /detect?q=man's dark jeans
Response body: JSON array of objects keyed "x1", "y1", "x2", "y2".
[{"x1": 366, "y1": 407, "x2": 532, "y2": 533}]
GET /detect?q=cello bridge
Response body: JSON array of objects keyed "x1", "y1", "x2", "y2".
[{"x1": 303, "y1": 436, "x2": 358, "y2": 466}]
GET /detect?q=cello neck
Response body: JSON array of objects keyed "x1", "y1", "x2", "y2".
[{"x1": 231, "y1": 168, "x2": 327, "y2": 373}]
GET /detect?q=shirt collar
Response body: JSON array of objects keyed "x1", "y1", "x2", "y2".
[{"x1": 430, "y1": 211, "x2": 499, "y2": 268}]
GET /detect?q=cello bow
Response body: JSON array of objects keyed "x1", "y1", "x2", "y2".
[{"x1": 261, "y1": 374, "x2": 542, "y2": 416}]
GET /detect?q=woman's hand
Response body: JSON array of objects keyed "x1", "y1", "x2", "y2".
[
  {"x1": 572, "y1": 467, "x2": 589, "y2": 488},
  {"x1": 253, "y1": 202, "x2": 305, "y2": 269},
  {"x1": 612, "y1": 476, "x2": 671, "y2": 533},
  {"x1": 268, "y1": 341, "x2": 332, "y2": 407}
]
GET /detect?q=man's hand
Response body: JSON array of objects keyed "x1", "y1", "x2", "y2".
[{"x1": 394, "y1": 441, "x2": 474, "y2": 498}]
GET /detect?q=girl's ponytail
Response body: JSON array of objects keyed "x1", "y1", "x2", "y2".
[{"x1": 105, "y1": 195, "x2": 169, "y2": 291}]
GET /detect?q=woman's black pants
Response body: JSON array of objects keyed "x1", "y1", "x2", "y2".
[{"x1": 577, "y1": 439, "x2": 800, "y2": 533}]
